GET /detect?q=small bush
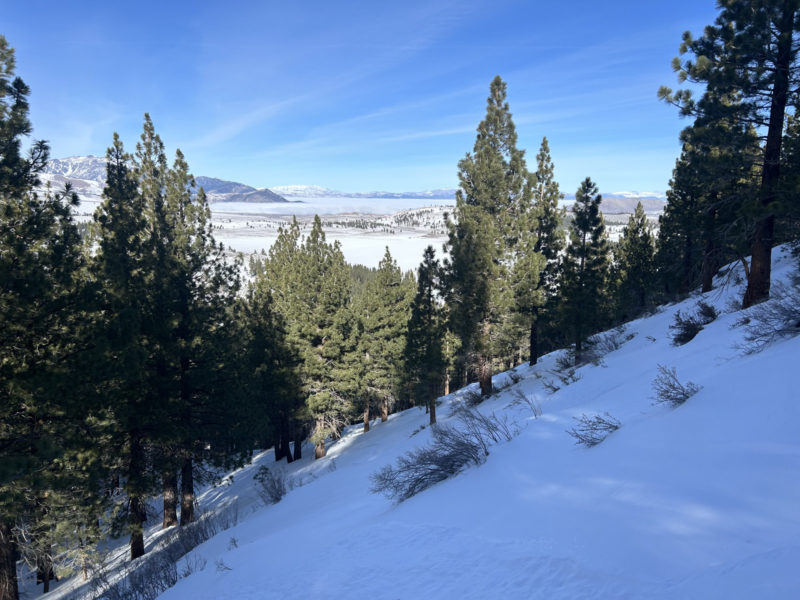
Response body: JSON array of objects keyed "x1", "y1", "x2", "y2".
[
  {"x1": 557, "y1": 369, "x2": 581, "y2": 386},
  {"x1": 179, "y1": 554, "x2": 207, "y2": 579},
  {"x1": 542, "y1": 378, "x2": 561, "y2": 394},
  {"x1": 91, "y1": 549, "x2": 178, "y2": 600},
  {"x1": 587, "y1": 326, "x2": 635, "y2": 360},
  {"x1": 670, "y1": 301, "x2": 718, "y2": 345},
  {"x1": 696, "y1": 300, "x2": 719, "y2": 323},
  {"x1": 371, "y1": 407, "x2": 514, "y2": 502},
  {"x1": 462, "y1": 388, "x2": 482, "y2": 407},
  {"x1": 555, "y1": 353, "x2": 574, "y2": 371},
  {"x1": 566, "y1": 413, "x2": 621, "y2": 447},
  {"x1": 652, "y1": 365, "x2": 701, "y2": 407},
  {"x1": 737, "y1": 282, "x2": 800, "y2": 354},
  {"x1": 253, "y1": 466, "x2": 288, "y2": 505},
  {"x1": 508, "y1": 389, "x2": 542, "y2": 418}
]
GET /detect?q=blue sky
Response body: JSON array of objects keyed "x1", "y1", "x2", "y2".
[{"x1": 6, "y1": 0, "x2": 719, "y2": 194}]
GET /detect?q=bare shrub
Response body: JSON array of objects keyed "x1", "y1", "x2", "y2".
[
  {"x1": 508, "y1": 389, "x2": 542, "y2": 418},
  {"x1": 736, "y1": 282, "x2": 800, "y2": 354},
  {"x1": 214, "y1": 559, "x2": 232, "y2": 573},
  {"x1": 90, "y1": 549, "x2": 178, "y2": 600},
  {"x1": 670, "y1": 301, "x2": 718, "y2": 346},
  {"x1": 371, "y1": 407, "x2": 514, "y2": 503},
  {"x1": 557, "y1": 369, "x2": 581, "y2": 386},
  {"x1": 566, "y1": 413, "x2": 621, "y2": 447},
  {"x1": 555, "y1": 353, "x2": 574, "y2": 371},
  {"x1": 542, "y1": 378, "x2": 561, "y2": 394},
  {"x1": 586, "y1": 326, "x2": 635, "y2": 362},
  {"x1": 370, "y1": 424, "x2": 483, "y2": 502},
  {"x1": 451, "y1": 405, "x2": 514, "y2": 455},
  {"x1": 652, "y1": 365, "x2": 701, "y2": 407},
  {"x1": 179, "y1": 554, "x2": 207, "y2": 578},
  {"x1": 461, "y1": 388, "x2": 482, "y2": 407},
  {"x1": 696, "y1": 300, "x2": 719, "y2": 323},
  {"x1": 253, "y1": 466, "x2": 288, "y2": 505}
]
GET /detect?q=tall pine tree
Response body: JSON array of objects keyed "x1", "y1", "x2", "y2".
[
  {"x1": 660, "y1": 0, "x2": 800, "y2": 307},
  {"x1": 445, "y1": 76, "x2": 537, "y2": 395},
  {"x1": 560, "y1": 178, "x2": 610, "y2": 365},
  {"x1": 404, "y1": 246, "x2": 446, "y2": 424}
]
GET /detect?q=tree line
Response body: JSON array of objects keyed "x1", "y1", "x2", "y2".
[{"x1": 2, "y1": 2, "x2": 799, "y2": 596}]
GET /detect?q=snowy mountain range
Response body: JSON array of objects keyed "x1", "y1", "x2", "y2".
[
  {"x1": 40, "y1": 156, "x2": 666, "y2": 213},
  {"x1": 270, "y1": 184, "x2": 459, "y2": 200}
]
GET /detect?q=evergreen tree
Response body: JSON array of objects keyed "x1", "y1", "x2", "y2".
[
  {"x1": 522, "y1": 137, "x2": 564, "y2": 364},
  {"x1": 404, "y1": 246, "x2": 446, "y2": 424},
  {"x1": 0, "y1": 38, "x2": 91, "y2": 592},
  {"x1": 616, "y1": 202, "x2": 656, "y2": 320},
  {"x1": 656, "y1": 107, "x2": 760, "y2": 299},
  {"x1": 560, "y1": 178, "x2": 610, "y2": 365},
  {"x1": 356, "y1": 248, "x2": 413, "y2": 429},
  {"x1": 660, "y1": 0, "x2": 800, "y2": 307},
  {"x1": 89, "y1": 133, "x2": 154, "y2": 560},
  {"x1": 445, "y1": 76, "x2": 536, "y2": 396},
  {"x1": 264, "y1": 216, "x2": 353, "y2": 458}
]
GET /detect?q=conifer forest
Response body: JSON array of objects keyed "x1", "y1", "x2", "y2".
[{"x1": 2, "y1": 2, "x2": 800, "y2": 598}]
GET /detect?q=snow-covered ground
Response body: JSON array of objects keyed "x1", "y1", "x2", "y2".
[
  {"x1": 31, "y1": 246, "x2": 797, "y2": 599},
  {"x1": 210, "y1": 200, "x2": 452, "y2": 270}
]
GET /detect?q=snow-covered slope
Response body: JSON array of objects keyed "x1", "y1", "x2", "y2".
[
  {"x1": 37, "y1": 247, "x2": 800, "y2": 600},
  {"x1": 156, "y1": 246, "x2": 800, "y2": 599}
]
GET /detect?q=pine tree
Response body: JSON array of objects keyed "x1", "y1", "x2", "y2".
[
  {"x1": 404, "y1": 246, "x2": 446, "y2": 424},
  {"x1": 523, "y1": 137, "x2": 564, "y2": 364},
  {"x1": 616, "y1": 202, "x2": 656, "y2": 320},
  {"x1": 445, "y1": 76, "x2": 536, "y2": 396},
  {"x1": 0, "y1": 39, "x2": 89, "y2": 591},
  {"x1": 263, "y1": 216, "x2": 353, "y2": 458},
  {"x1": 355, "y1": 248, "x2": 413, "y2": 429},
  {"x1": 660, "y1": 1, "x2": 800, "y2": 307},
  {"x1": 89, "y1": 133, "x2": 154, "y2": 560},
  {"x1": 656, "y1": 108, "x2": 760, "y2": 299},
  {"x1": 560, "y1": 178, "x2": 610, "y2": 365}
]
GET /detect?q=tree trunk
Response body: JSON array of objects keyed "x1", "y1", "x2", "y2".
[
  {"x1": 744, "y1": 216, "x2": 775, "y2": 307},
  {"x1": 363, "y1": 404, "x2": 370, "y2": 432},
  {"x1": 273, "y1": 429, "x2": 285, "y2": 462},
  {"x1": 429, "y1": 386, "x2": 437, "y2": 426},
  {"x1": 292, "y1": 427, "x2": 303, "y2": 461},
  {"x1": 0, "y1": 520, "x2": 19, "y2": 600},
  {"x1": 380, "y1": 399, "x2": 388, "y2": 422},
  {"x1": 314, "y1": 441, "x2": 326, "y2": 459},
  {"x1": 444, "y1": 368, "x2": 450, "y2": 396},
  {"x1": 478, "y1": 352, "x2": 492, "y2": 396},
  {"x1": 162, "y1": 471, "x2": 178, "y2": 529},
  {"x1": 701, "y1": 205, "x2": 718, "y2": 293},
  {"x1": 37, "y1": 555, "x2": 54, "y2": 593},
  {"x1": 129, "y1": 494, "x2": 146, "y2": 560},
  {"x1": 180, "y1": 456, "x2": 194, "y2": 526},
  {"x1": 280, "y1": 419, "x2": 293, "y2": 464},
  {"x1": 743, "y1": 3, "x2": 795, "y2": 307},
  {"x1": 679, "y1": 230, "x2": 694, "y2": 296},
  {"x1": 128, "y1": 431, "x2": 146, "y2": 560},
  {"x1": 529, "y1": 306, "x2": 539, "y2": 366}
]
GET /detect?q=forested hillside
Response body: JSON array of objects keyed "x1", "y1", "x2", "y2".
[{"x1": 2, "y1": 2, "x2": 799, "y2": 598}]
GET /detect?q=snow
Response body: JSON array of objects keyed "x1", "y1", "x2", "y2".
[
  {"x1": 209, "y1": 199, "x2": 452, "y2": 270},
  {"x1": 30, "y1": 247, "x2": 800, "y2": 600},
  {"x1": 154, "y1": 246, "x2": 800, "y2": 599}
]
